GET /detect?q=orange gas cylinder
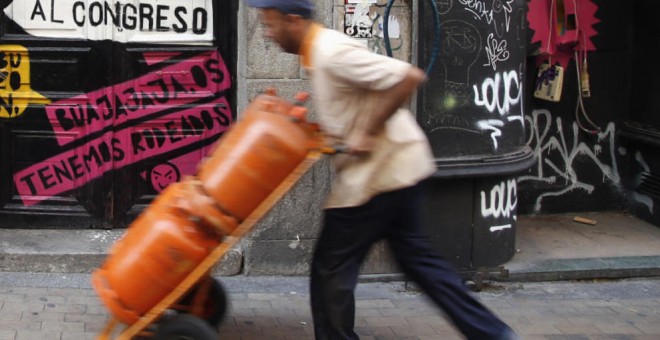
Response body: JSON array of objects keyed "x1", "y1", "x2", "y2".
[
  {"x1": 196, "y1": 92, "x2": 313, "y2": 221},
  {"x1": 92, "y1": 90, "x2": 318, "y2": 326},
  {"x1": 92, "y1": 181, "x2": 233, "y2": 325}
]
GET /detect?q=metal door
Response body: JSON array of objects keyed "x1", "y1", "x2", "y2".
[{"x1": 0, "y1": 0, "x2": 236, "y2": 228}]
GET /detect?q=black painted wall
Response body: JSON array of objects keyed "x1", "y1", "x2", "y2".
[
  {"x1": 416, "y1": 0, "x2": 636, "y2": 218},
  {"x1": 619, "y1": 0, "x2": 660, "y2": 226},
  {"x1": 416, "y1": 0, "x2": 660, "y2": 227},
  {"x1": 517, "y1": 0, "x2": 632, "y2": 215}
]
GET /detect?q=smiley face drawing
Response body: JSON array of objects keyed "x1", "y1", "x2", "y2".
[
  {"x1": 149, "y1": 162, "x2": 181, "y2": 192},
  {"x1": 0, "y1": 45, "x2": 49, "y2": 118}
]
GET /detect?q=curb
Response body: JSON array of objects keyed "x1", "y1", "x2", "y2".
[
  {"x1": 497, "y1": 256, "x2": 660, "y2": 282},
  {"x1": 2, "y1": 230, "x2": 660, "y2": 284},
  {"x1": 0, "y1": 229, "x2": 242, "y2": 276}
]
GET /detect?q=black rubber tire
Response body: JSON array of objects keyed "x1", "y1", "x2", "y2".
[
  {"x1": 153, "y1": 314, "x2": 218, "y2": 340},
  {"x1": 179, "y1": 277, "x2": 228, "y2": 328}
]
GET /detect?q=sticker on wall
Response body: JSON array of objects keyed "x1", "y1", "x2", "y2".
[
  {"x1": 534, "y1": 62, "x2": 564, "y2": 102},
  {"x1": 3, "y1": 0, "x2": 215, "y2": 45},
  {"x1": 344, "y1": 4, "x2": 374, "y2": 39},
  {"x1": 377, "y1": 15, "x2": 400, "y2": 39},
  {"x1": 0, "y1": 45, "x2": 50, "y2": 119}
]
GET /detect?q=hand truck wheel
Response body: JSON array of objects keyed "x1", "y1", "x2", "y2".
[
  {"x1": 178, "y1": 277, "x2": 228, "y2": 328},
  {"x1": 153, "y1": 314, "x2": 218, "y2": 340}
]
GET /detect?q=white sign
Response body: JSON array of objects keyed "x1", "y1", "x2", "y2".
[{"x1": 4, "y1": 0, "x2": 215, "y2": 45}]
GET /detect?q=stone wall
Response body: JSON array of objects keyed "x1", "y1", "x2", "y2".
[{"x1": 229, "y1": 0, "x2": 415, "y2": 276}]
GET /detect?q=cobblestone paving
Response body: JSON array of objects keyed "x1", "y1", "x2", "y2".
[{"x1": 1, "y1": 274, "x2": 659, "y2": 340}]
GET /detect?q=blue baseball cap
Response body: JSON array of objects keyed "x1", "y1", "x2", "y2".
[{"x1": 246, "y1": 0, "x2": 314, "y2": 19}]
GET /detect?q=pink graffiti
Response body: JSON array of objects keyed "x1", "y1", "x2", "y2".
[
  {"x1": 139, "y1": 146, "x2": 213, "y2": 192},
  {"x1": 46, "y1": 50, "x2": 231, "y2": 146},
  {"x1": 150, "y1": 162, "x2": 181, "y2": 192},
  {"x1": 143, "y1": 52, "x2": 182, "y2": 66},
  {"x1": 528, "y1": 0, "x2": 599, "y2": 67},
  {"x1": 14, "y1": 98, "x2": 232, "y2": 206}
]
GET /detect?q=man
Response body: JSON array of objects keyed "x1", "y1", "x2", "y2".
[{"x1": 245, "y1": 1, "x2": 520, "y2": 339}]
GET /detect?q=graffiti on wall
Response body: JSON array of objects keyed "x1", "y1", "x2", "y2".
[
  {"x1": 480, "y1": 178, "x2": 517, "y2": 232},
  {"x1": 0, "y1": 45, "x2": 50, "y2": 118},
  {"x1": 420, "y1": 0, "x2": 526, "y2": 152},
  {"x1": 0, "y1": 0, "x2": 234, "y2": 217},
  {"x1": 459, "y1": 0, "x2": 514, "y2": 37},
  {"x1": 518, "y1": 109, "x2": 620, "y2": 213},
  {"x1": 474, "y1": 68, "x2": 523, "y2": 149},
  {"x1": 484, "y1": 32, "x2": 510, "y2": 71},
  {"x1": 12, "y1": 50, "x2": 232, "y2": 206},
  {"x1": 465, "y1": 0, "x2": 525, "y2": 150},
  {"x1": 3, "y1": 0, "x2": 215, "y2": 44},
  {"x1": 516, "y1": 0, "x2": 628, "y2": 213},
  {"x1": 433, "y1": 18, "x2": 481, "y2": 118},
  {"x1": 145, "y1": 161, "x2": 180, "y2": 192},
  {"x1": 45, "y1": 51, "x2": 229, "y2": 146}
]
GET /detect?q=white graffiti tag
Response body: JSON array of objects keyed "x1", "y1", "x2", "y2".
[
  {"x1": 473, "y1": 70, "x2": 521, "y2": 116},
  {"x1": 518, "y1": 110, "x2": 620, "y2": 213},
  {"x1": 477, "y1": 120, "x2": 504, "y2": 149},
  {"x1": 484, "y1": 33, "x2": 510, "y2": 71},
  {"x1": 481, "y1": 179, "x2": 518, "y2": 220},
  {"x1": 473, "y1": 70, "x2": 523, "y2": 149},
  {"x1": 458, "y1": 0, "x2": 514, "y2": 36},
  {"x1": 477, "y1": 115, "x2": 524, "y2": 150}
]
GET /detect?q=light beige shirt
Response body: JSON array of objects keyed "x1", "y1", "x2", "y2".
[{"x1": 302, "y1": 26, "x2": 436, "y2": 208}]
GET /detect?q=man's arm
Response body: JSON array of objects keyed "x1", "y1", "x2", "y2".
[{"x1": 346, "y1": 65, "x2": 426, "y2": 155}]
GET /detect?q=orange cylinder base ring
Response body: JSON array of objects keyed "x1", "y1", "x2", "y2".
[
  {"x1": 93, "y1": 183, "x2": 225, "y2": 324},
  {"x1": 92, "y1": 269, "x2": 141, "y2": 325}
]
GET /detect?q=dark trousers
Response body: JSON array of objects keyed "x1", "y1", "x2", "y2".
[{"x1": 310, "y1": 183, "x2": 509, "y2": 340}]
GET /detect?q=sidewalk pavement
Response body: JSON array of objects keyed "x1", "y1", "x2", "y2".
[
  {"x1": 1, "y1": 273, "x2": 660, "y2": 339},
  {"x1": 1, "y1": 211, "x2": 660, "y2": 339},
  {"x1": 1, "y1": 211, "x2": 659, "y2": 282},
  {"x1": 505, "y1": 211, "x2": 660, "y2": 282}
]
